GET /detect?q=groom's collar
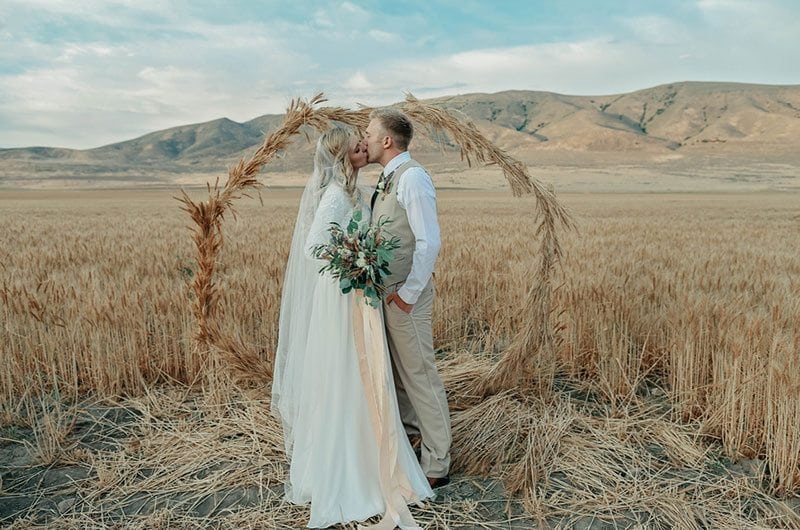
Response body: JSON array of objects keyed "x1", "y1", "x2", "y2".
[{"x1": 383, "y1": 151, "x2": 411, "y2": 178}]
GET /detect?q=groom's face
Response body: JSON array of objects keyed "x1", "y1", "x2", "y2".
[{"x1": 364, "y1": 119, "x2": 386, "y2": 164}]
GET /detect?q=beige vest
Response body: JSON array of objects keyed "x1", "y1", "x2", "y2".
[{"x1": 371, "y1": 158, "x2": 422, "y2": 287}]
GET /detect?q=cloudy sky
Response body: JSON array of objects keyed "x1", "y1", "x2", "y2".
[{"x1": 1, "y1": 0, "x2": 799, "y2": 149}]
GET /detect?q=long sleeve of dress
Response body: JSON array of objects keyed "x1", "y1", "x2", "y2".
[{"x1": 304, "y1": 185, "x2": 353, "y2": 260}]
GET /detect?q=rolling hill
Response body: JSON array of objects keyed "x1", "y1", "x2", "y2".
[{"x1": 1, "y1": 81, "x2": 798, "y2": 190}]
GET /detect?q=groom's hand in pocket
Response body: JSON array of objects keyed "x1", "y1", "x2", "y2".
[{"x1": 386, "y1": 292, "x2": 413, "y2": 314}]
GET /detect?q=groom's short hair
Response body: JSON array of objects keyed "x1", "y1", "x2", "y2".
[{"x1": 370, "y1": 108, "x2": 413, "y2": 151}]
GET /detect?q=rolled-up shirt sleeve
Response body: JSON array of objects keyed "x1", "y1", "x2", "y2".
[{"x1": 396, "y1": 167, "x2": 441, "y2": 305}]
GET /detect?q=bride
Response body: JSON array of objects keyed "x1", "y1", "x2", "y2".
[{"x1": 271, "y1": 125, "x2": 434, "y2": 529}]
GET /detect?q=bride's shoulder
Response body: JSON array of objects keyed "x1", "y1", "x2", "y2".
[
  {"x1": 321, "y1": 182, "x2": 346, "y2": 198},
  {"x1": 318, "y1": 183, "x2": 350, "y2": 209}
]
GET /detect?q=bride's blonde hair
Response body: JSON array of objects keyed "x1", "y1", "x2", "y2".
[{"x1": 314, "y1": 125, "x2": 359, "y2": 200}]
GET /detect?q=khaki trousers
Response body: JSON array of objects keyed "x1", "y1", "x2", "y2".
[{"x1": 383, "y1": 280, "x2": 451, "y2": 478}]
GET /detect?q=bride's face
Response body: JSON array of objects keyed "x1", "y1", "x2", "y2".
[{"x1": 348, "y1": 136, "x2": 368, "y2": 170}]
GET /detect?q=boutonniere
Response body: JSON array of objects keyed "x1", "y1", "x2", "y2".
[{"x1": 377, "y1": 171, "x2": 394, "y2": 201}]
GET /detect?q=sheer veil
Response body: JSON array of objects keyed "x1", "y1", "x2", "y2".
[
  {"x1": 270, "y1": 128, "x2": 433, "y2": 528},
  {"x1": 271, "y1": 132, "x2": 354, "y2": 456}
]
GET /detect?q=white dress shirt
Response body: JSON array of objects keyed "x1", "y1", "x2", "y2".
[{"x1": 383, "y1": 151, "x2": 441, "y2": 305}]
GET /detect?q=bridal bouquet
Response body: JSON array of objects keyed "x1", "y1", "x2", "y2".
[{"x1": 311, "y1": 210, "x2": 401, "y2": 308}]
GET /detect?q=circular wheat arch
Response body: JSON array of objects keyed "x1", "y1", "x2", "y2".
[{"x1": 177, "y1": 93, "x2": 574, "y2": 397}]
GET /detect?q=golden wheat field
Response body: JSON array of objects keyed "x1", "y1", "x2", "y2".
[{"x1": 1, "y1": 188, "x2": 800, "y2": 529}]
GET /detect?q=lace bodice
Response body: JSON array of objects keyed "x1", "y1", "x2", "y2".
[{"x1": 304, "y1": 184, "x2": 370, "y2": 259}]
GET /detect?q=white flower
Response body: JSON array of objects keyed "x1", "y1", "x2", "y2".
[{"x1": 356, "y1": 257, "x2": 368, "y2": 269}]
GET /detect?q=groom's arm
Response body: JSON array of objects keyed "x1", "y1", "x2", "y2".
[{"x1": 395, "y1": 167, "x2": 441, "y2": 306}]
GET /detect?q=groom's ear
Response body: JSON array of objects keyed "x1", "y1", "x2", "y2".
[{"x1": 382, "y1": 135, "x2": 393, "y2": 149}]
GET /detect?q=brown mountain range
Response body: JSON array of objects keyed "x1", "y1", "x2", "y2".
[{"x1": 1, "y1": 81, "x2": 799, "y2": 190}]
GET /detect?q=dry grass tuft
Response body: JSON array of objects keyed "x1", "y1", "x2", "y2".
[
  {"x1": 6, "y1": 378, "x2": 799, "y2": 528},
  {"x1": 446, "y1": 372, "x2": 800, "y2": 529}
]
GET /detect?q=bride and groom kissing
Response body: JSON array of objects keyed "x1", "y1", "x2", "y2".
[{"x1": 271, "y1": 108, "x2": 452, "y2": 529}]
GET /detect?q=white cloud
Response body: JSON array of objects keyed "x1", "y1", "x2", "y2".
[
  {"x1": 697, "y1": 0, "x2": 754, "y2": 12},
  {"x1": 0, "y1": 1, "x2": 330, "y2": 147},
  {"x1": 1, "y1": 1, "x2": 799, "y2": 149},
  {"x1": 343, "y1": 72, "x2": 373, "y2": 90},
  {"x1": 2, "y1": 67, "x2": 83, "y2": 112},
  {"x1": 449, "y1": 47, "x2": 533, "y2": 72},
  {"x1": 136, "y1": 66, "x2": 204, "y2": 91},
  {"x1": 12, "y1": 0, "x2": 172, "y2": 17},
  {"x1": 341, "y1": 1, "x2": 370, "y2": 18},
  {"x1": 697, "y1": 0, "x2": 800, "y2": 38},
  {"x1": 622, "y1": 15, "x2": 691, "y2": 45},
  {"x1": 313, "y1": 9, "x2": 334, "y2": 28},
  {"x1": 379, "y1": 40, "x2": 644, "y2": 96},
  {"x1": 2, "y1": 0, "x2": 175, "y2": 30},
  {"x1": 56, "y1": 43, "x2": 123, "y2": 62},
  {"x1": 368, "y1": 29, "x2": 398, "y2": 43}
]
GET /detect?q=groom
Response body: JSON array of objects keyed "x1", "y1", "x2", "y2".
[{"x1": 364, "y1": 108, "x2": 451, "y2": 488}]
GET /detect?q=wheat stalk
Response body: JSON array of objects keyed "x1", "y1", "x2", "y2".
[{"x1": 5, "y1": 187, "x2": 800, "y2": 515}]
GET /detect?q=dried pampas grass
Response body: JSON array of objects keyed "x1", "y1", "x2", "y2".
[
  {"x1": 177, "y1": 94, "x2": 344, "y2": 386},
  {"x1": 392, "y1": 95, "x2": 575, "y2": 397},
  {"x1": 179, "y1": 92, "x2": 573, "y2": 394}
]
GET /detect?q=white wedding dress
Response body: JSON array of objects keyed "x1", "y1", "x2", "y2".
[{"x1": 272, "y1": 177, "x2": 433, "y2": 529}]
